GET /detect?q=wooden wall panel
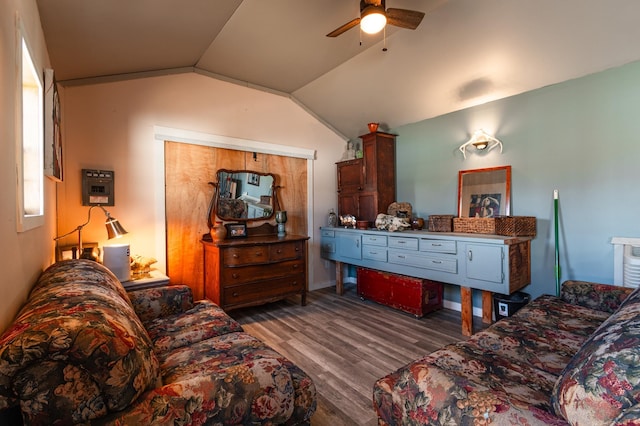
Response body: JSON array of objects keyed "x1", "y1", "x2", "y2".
[{"x1": 165, "y1": 142, "x2": 307, "y2": 299}]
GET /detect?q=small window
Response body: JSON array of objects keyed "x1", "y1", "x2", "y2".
[{"x1": 16, "y1": 20, "x2": 44, "y2": 232}]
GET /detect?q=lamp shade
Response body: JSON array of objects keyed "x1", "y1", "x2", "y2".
[{"x1": 105, "y1": 217, "x2": 128, "y2": 239}]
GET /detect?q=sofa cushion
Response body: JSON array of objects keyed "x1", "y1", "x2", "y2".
[
  {"x1": 144, "y1": 299, "x2": 244, "y2": 355},
  {"x1": 552, "y1": 285, "x2": 640, "y2": 425},
  {"x1": 0, "y1": 260, "x2": 160, "y2": 425},
  {"x1": 127, "y1": 285, "x2": 194, "y2": 324}
]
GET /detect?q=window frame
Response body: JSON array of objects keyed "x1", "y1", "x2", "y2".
[{"x1": 15, "y1": 15, "x2": 44, "y2": 232}]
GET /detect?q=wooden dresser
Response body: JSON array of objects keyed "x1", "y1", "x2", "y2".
[{"x1": 202, "y1": 234, "x2": 309, "y2": 310}]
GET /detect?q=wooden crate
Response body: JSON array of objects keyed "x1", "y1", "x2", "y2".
[
  {"x1": 427, "y1": 215, "x2": 454, "y2": 232},
  {"x1": 453, "y1": 217, "x2": 496, "y2": 234},
  {"x1": 357, "y1": 268, "x2": 443, "y2": 317},
  {"x1": 495, "y1": 216, "x2": 537, "y2": 237}
]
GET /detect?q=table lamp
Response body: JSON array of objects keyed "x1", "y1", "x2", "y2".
[{"x1": 54, "y1": 205, "x2": 128, "y2": 259}]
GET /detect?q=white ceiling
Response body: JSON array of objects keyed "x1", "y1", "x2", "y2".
[{"x1": 37, "y1": 0, "x2": 640, "y2": 140}]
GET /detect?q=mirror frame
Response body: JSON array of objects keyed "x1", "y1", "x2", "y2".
[
  {"x1": 457, "y1": 166, "x2": 511, "y2": 217},
  {"x1": 208, "y1": 169, "x2": 277, "y2": 224}
]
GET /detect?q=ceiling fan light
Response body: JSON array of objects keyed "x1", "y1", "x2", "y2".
[{"x1": 361, "y1": 6, "x2": 387, "y2": 34}]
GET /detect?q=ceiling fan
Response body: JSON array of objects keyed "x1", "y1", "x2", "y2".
[{"x1": 326, "y1": 0, "x2": 425, "y2": 37}]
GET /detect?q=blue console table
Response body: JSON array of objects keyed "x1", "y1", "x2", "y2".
[{"x1": 320, "y1": 227, "x2": 532, "y2": 335}]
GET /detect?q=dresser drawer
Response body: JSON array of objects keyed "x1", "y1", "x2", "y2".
[
  {"x1": 419, "y1": 238, "x2": 457, "y2": 254},
  {"x1": 388, "y1": 251, "x2": 457, "y2": 274},
  {"x1": 388, "y1": 236, "x2": 418, "y2": 250},
  {"x1": 223, "y1": 274, "x2": 305, "y2": 307},
  {"x1": 221, "y1": 259, "x2": 304, "y2": 285},
  {"x1": 224, "y1": 246, "x2": 269, "y2": 266},
  {"x1": 362, "y1": 234, "x2": 387, "y2": 247},
  {"x1": 270, "y1": 241, "x2": 303, "y2": 261}
]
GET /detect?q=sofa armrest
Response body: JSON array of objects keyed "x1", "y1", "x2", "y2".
[
  {"x1": 560, "y1": 280, "x2": 633, "y2": 313},
  {"x1": 128, "y1": 285, "x2": 194, "y2": 323}
]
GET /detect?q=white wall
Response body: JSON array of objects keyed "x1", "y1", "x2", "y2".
[
  {"x1": 0, "y1": 0, "x2": 56, "y2": 331},
  {"x1": 58, "y1": 72, "x2": 345, "y2": 290}
]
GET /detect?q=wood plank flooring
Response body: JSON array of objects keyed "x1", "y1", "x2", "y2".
[{"x1": 229, "y1": 283, "x2": 488, "y2": 426}]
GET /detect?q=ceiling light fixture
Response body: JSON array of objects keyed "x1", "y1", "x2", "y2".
[
  {"x1": 360, "y1": 6, "x2": 387, "y2": 34},
  {"x1": 459, "y1": 129, "x2": 503, "y2": 159}
]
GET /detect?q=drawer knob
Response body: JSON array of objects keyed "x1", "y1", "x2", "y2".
[
  {"x1": 233, "y1": 254, "x2": 239, "y2": 258},
  {"x1": 293, "y1": 264, "x2": 299, "y2": 269},
  {"x1": 255, "y1": 252, "x2": 263, "y2": 257},
  {"x1": 232, "y1": 292, "x2": 239, "y2": 297},
  {"x1": 232, "y1": 273, "x2": 239, "y2": 279},
  {"x1": 295, "y1": 247, "x2": 300, "y2": 252},
  {"x1": 276, "y1": 249, "x2": 282, "y2": 254}
]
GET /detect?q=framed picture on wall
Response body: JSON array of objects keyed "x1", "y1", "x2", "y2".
[
  {"x1": 44, "y1": 68, "x2": 63, "y2": 181},
  {"x1": 248, "y1": 173, "x2": 260, "y2": 186},
  {"x1": 458, "y1": 166, "x2": 511, "y2": 217}
]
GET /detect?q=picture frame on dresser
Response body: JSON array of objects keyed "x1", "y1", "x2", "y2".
[{"x1": 226, "y1": 223, "x2": 247, "y2": 238}]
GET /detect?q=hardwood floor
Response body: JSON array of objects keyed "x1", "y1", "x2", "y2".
[{"x1": 229, "y1": 283, "x2": 488, "y2": 426}]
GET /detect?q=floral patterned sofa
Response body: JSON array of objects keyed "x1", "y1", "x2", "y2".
[
  {"x1": 0, "y1": 259, "x2": 316, "y2": 425},
  {"x1": 373, "y1": 280, "x2": 640, "y2": 425}
]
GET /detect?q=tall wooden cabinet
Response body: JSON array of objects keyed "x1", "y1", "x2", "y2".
[{"x1": 337, "y1": 131, "x2": 396, "y2": 223}]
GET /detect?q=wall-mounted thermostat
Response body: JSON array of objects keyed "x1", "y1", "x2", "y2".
[{"x1": 82, "y1": 169, "x2": 115, "y2": 206}]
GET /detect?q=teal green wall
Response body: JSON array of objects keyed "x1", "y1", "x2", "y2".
[{"x1": 391, "y1": 60, "x2": 640, "y2": 304}]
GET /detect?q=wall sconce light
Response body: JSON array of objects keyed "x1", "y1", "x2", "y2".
[
  {"x1": 54, "y1": 205, "x2": 128, "y2": 258},
  {"x1": 459, "y1": 129, "x2": 503, "y2": 159}
]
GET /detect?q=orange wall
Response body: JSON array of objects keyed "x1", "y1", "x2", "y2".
[
  {"x1": 58, "y1": 72, "x2": 345, "y2": 291},
  {"x1": 0, "y1": 0, "x2": 57, "y2": 332}
]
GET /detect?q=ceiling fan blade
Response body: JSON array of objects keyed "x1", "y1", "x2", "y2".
[
  {"x1": 326, "y1": 18, "x2": 361, "y2": 37},
  {"x1": 386, "y1": 8, "x2": 425, "y2": 30}
]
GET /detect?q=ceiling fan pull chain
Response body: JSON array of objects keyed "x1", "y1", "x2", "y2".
[{"x1": 382, "y1": 26, "x2": 388, "y2": 52}]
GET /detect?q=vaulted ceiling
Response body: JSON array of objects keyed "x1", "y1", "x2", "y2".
[{"x1": 37, "y1": 0, "x2": 640, "y2": 139}]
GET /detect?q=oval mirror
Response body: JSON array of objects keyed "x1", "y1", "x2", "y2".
[{"x1": 213, "y1": 169, "x2": 276, "y2": 222}]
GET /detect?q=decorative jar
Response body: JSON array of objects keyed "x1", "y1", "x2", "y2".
[
  {"x1": 411, "y1": 217, "x2": 425, "y2": 230},
  {"x1": 328, "y1": 208, "x2": 338, "y2": 227},
  {"x1": 210, "y1": 221, "x2": 227, "y2": 241}
]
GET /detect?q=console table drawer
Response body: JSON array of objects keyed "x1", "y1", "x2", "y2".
[
  {"x1": 321, "y1": 241, "x2": 336, "y2": 254},
  {"x1": 362, "y1": 234, "x2": 387, "y2": 247},
  {"x1": 321, "y1": 229, "x2": 335, "y2": 237},
  {"x1": 388, "y1": 236, "x2": 418, "y2": 250},
  {"x1": 363, "y1": 246, "x2": 388, "y2": 262},
  {"x1": 223, "y1": 274, "x2": 305, "y2": 307},
  {"x1": 222, "y1": 259, "x2": 304, "y2": 285},
  {"x1": 419, "y1": 239, "x2": 457, "y2": 254},
  {"x1": 389, "y1": 251, "x2": 457, "y2": 274}
]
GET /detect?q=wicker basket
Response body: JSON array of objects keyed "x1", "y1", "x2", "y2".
[
  {"x1": 453, "y1": 217, "x2": 496, "y2": 234},
  {"x1": 495, "y1": 216, "x2": 537, "y2": 237},
  {"x1": 427, "y1": 215, "x2": 454, "y2": 232}
]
